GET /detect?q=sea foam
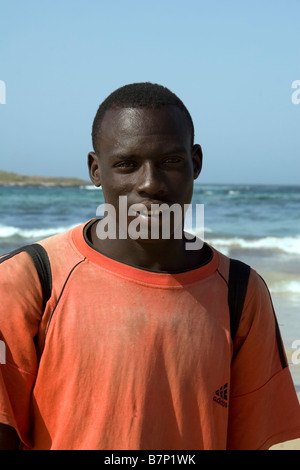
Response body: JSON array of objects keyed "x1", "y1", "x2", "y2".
[
  {"x1": 206, "y1": 236, "x2": 300, "y2": 255},
  {"x1": 0, "y1": 223, "x2": 78, "y2": 239}
]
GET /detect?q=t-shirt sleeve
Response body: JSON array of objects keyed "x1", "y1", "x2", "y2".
[
  {"x1": 0, "y1": 251, "x2": 43, "y2": 448},
  {"x1": 227, "y1": 270, "x2": 300, "y2": 450}
]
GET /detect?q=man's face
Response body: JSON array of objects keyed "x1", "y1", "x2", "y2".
[{"x1": 88, "y1": 105, "x2": 202, "y2": 239}]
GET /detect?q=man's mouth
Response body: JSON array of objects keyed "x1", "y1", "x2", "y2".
[
  {"x1": 131, "y1": 203, "x2": 170, "y2": 220},
  {"x1": 139, "y1": 208, "x2": 163, "y2": 216},
  {"x1": 131, "y1": 201, "x2": 171, "y2": 215}
]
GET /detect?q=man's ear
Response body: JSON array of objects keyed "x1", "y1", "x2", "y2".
[
  {"x1": 87, "y1": 152, "x2": 101, "y2": 187},
  {"x1": 192, "y1": 144, "x2": 203, "y2": 180}
]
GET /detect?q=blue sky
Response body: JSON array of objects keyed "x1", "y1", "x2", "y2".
[{"x1": 0, "y1": 0, "x2": 299, "y2": 185}]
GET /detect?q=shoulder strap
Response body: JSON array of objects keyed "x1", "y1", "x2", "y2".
[
  {"x1": 228, "y1": 258, "x2": 251, "y2": 341},
  {"x1": 22, "y1": 244, "x2": 52, "y2": 311}
]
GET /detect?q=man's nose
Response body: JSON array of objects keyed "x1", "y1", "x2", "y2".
[{"x1": 135, "y1": 161, "x2": 167, "y2": 198}]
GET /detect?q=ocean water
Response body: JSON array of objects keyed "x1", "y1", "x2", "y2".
[{"x1": 0, "y1": 183, "x2": 299, "y2": 388}]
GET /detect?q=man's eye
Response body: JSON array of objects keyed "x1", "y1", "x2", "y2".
[
  {"x1": 115, "y1": 161, "x2": 136, "y2": 168},
  {"x1": 163, "y1": 157, "x2": 182, "y2": 164}
]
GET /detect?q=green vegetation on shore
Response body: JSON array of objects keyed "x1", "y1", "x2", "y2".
[{"x1": 0, "y1": 170, "x2": 90, "y2": 187}]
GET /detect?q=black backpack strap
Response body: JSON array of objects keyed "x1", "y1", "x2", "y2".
[
  {"x1": 22, "y1": 244, "x2": 52, "y2": 311},
  {"x1": 228, "y1": 258, "x2": 251, "y2": 341}
]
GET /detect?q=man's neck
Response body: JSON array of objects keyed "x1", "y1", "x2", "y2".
[{"x1": 87, "y1": 220, "x2": 211, "y2": 272}]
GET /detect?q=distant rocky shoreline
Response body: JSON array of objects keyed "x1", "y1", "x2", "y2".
[{"x1": 0, "y1": 170, "x2": 90, "y2": 187}]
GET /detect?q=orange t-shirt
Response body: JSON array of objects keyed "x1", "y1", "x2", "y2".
[{"x1": 0, "y1": 220, "x2": 299, "y2": 450}]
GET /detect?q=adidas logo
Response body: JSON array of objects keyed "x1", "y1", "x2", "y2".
[{"x1": 213, "y1": 383, "x2": 228, "y2": 408}]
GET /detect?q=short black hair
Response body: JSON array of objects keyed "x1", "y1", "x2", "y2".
[{"x1": 92, "y1": 82, "x2": 194, "y2": 152}]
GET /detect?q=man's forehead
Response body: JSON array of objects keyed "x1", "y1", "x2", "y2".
[{"x1": 97, "y1": 106, "x2": 190, "y2": 140}]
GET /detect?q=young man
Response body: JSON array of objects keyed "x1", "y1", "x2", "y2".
[{"x1": 0, "y1": 83, "x2": 299, "y2": 450}]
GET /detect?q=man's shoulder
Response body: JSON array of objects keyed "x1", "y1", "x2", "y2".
[
  {"x1": 35, "y1": 222, "x2": 87, "y2": 274},
  {"x1": 37, "y1": 223, "x2": 80, "y2": 252},
  {"x1": 0, "y1": 222, "x2": 86, "y2": 278},
  {"x1": 208, "y1": 243, "x2": 266, "y2": 297}
]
